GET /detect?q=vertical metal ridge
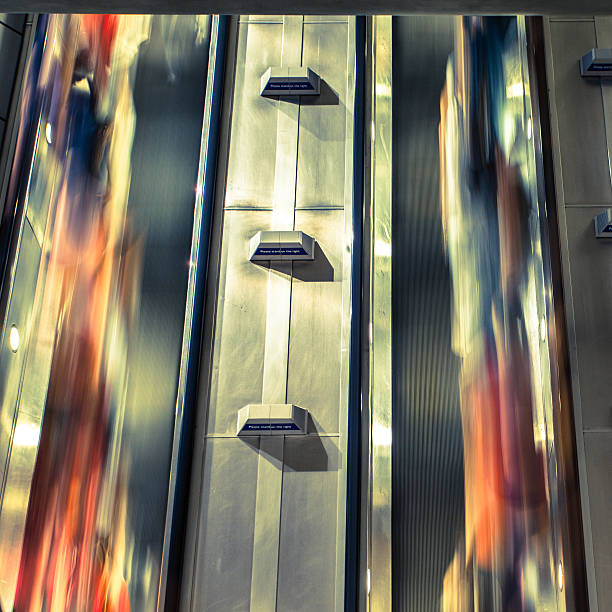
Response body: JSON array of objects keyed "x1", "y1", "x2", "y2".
[{"x1": 344, "y1": 14, "x2": 365, "y2": 612}]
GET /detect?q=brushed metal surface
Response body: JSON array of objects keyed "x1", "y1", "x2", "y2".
[
  {"x1": 287, "y1": 209, "x2": 344, "y2": 435},
  {"x1": 192, "y1": 437, "x2": 260, "y2": 612},
  {"x1": 276, "y1": 435, "x2": 341, "y2": 612},
  {"x1": 225, "y1": 22, "x2": 283, "y2": 209},
  {"x1": 549, "y1": 20, "x2": 612, "y2": 205},
  {"x1": 250, "y1": 436, "x2": 284, "y2": 612},
  {"x1": 190, "y1": 14, "x2": 356, "y2": 612},
  {"x1": 260, "y1": 16, "x2": 303, "y2": 407},
  {"x1": 369, "y1": 15, "x2": 392, "y2": 612},
  {"x1": 252, "y1": 17, "x2": 301, "y2": 612},
  {"x1": 296, "y1": 22, "x2": 349, "y2": 209},
  {"x1": 207, "y1": 210, "x2": 271, "y2": 435}
]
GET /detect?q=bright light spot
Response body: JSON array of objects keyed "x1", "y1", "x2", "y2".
[
  {"x1": 14, "y1": 423, "x2": 40, "y2": 447},
  {"x1": 376, "y1": 83, "x2": 391, "y2": 97},
  {"x1": 369, "y1": 321, "x2": 373, "y2": 345},
  {"x1": 372, "y1": 423, "x2": 392, "y2": 447},
  {"x1": 367, "y1": 568, "x2": 371, "y2": 594},
  {"x1": 9, "y1": 325, "x2": 19, "y2": 352},
  {"x1": 371, "y1": 120, "x2": 375, "y2": 142},
  {"x1": 540, "y1": 316, "x2": 546, "y2": 342},
  {"x1": 374, "y1": 239, "x2": 391, "y2": 257},
  {"x1": 558, "y1": 562, "x2": 564, "y2": 591},
  {"x1": 527, "y1": 117, "x2": 533, "y2": 140},
  {"x1": 534, "y1": 421, "x2": 547, "y2": 444},
  {"x1": 506, "y1": 82, "x2": 524, "y2": 98},
  {"x1": 45, "y1": 122, "x2": 53, "y2": 144}
]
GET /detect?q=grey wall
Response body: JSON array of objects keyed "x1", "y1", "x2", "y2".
[
  {"x1": 546, "y1": 15, "x2": 612, "y2": 612},
  {"x1": 182, "y1": 15, "x2": 355, "y2": 612}
]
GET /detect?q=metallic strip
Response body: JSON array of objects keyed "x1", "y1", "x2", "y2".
[
  {"x1": 250, "y1": 436, "x2": 285, "y2": 612},
  {"x1": 542, "y1": 16, "x2": 598, "y2": 612},
  {"x1": 260, "y1": 15, "x2": 303, "y2": 404},
  {"x1": 156, "y1": 15, "x2": 224, "y2": 611},
  {"x1": 331, "y1": 14, "x2": 358, "y2": 612},
  {"x1": 526, "y1": 17, "x2": 589, "y2": 611},
  {"x1": 249, "y1": 16, "x2": 303, "y2": 612},
  {"x1": 368, "y1": 14, "x2": 392, "y2": 612},
  {"x1": 343, "y1": 14, "x2": 364, "y2": 612}
]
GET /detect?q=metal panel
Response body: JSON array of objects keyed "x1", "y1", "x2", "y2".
[
  {"x1": 0, "y1": 24, "x2": 21, "y2": 119},
  {"x1": 584, "y1": 431, "x2": 612, "y2": 612},
  {"x1": 296, "y1": 22, "x2": 349, "y2": 209},
  {"x1": 240, "y1": 15, "x2": 283, "y2": 23},
  {"x1": 276, "y1": 434, "x2": 340, "y2": 612},
  {"x1": 192, "y1": 437, "x2": 260, "y2": 612},
  {"x1": 287, "y1": 209, "x2": 344, "y2": 434},
  {"x1": 549, "y1": 21, "x2": 612, "y2": 205},
  {"x1": 369, "y1": 15, "x2": 392, "y2": 612},
  {"x1": 225, "y1": 22, "x2": 283, "y2": 209},
  {"x1": 564, "y1": 206, "x2": 612, "y2": 430},
  {"x1": 207, "y1": 210, "x2": 271, "y2": 435}
]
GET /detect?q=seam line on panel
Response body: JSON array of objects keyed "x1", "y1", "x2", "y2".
[
  {"x1": 274, "y1": 435, "x2": 286, "y2": 612},
  {"x1": 285, "y1": 16, "x2": 303, "y2": 406},
  {"x1": 549, "y1": 18, "x2": 595, "y2": 22},
  {"x1": 564, "y1": 202, "x2": 612, "y2": 207},
  {"x1": 204, "y1": 433, "x2": 342, "y2": 438}
]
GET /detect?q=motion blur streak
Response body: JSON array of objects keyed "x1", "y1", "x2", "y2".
[
  {"x1": 439, "y1": 17, "x2": 559, "y2": 610},
  {"x1": 12, "y1": 15, "x2": 147, "y2": 612},
  {"x1": 0, "y1": 14, "x2": 210, "y2": 611}
]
